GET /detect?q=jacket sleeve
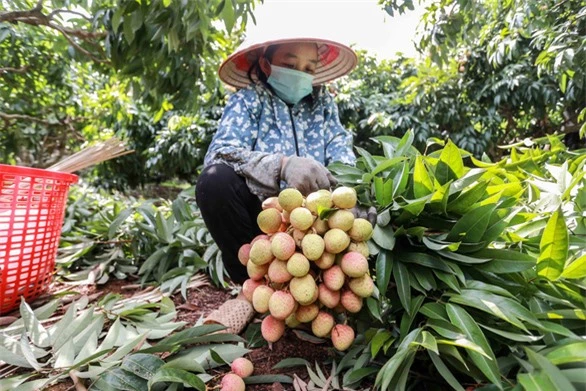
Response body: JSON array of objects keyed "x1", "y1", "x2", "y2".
[
  {"x1": 204, "y1": 89, "x2": 283, "y2": 198},
  {"x1": 323, "y1": 93, "x2": 356, "y2": 166}
]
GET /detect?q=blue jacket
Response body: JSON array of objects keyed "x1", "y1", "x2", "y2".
[{"x1": 204, "y1": 83, "x2": 356, "y2": 197}]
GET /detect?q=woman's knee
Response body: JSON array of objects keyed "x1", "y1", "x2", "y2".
[{"x1": 196, "y1": 164, "x2": 241, "y2": 199}]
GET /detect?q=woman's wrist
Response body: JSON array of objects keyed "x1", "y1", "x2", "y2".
[{"x1": 280, "y1": 156, "x2": 289, "y2": 178}]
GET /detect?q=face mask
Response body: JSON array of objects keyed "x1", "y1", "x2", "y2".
[{"x1": 266, "y1": 65, "x2": 315, "y2": 105}]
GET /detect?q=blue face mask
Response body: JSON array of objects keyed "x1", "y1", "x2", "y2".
[{"x1": 267, "y1": 65, "x2": 315, "y2": 105}]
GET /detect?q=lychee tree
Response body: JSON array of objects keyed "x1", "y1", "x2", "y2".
[{"x1": 326, "y1": 130, "x2": 586, "y2": 390}]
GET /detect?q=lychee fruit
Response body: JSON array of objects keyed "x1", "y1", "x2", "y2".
[
  {"x1": 348, "y1": 241, "x2": 370, "y2": 258},
  {"x1": 231, "y1": 357, "x2": 254, "y2": 378},
  {"x1": 267, "y1": 259, "x2": 293, "y2": 283},
  {"x1": 323, "y1": 228, "x2": 350, "y2": 254},
  {"x1": 301, "y1": 234, "x2": 325, "y2": 260},
  {"x1": 311, "y1": 311, "x2": 334, "y2": 337},
  {"x1": 247, "y1": 261, "x2": 269, "y2": 281},
  {"x1": 314, "y1": 252, "x2": 335, "y2": 269},
  {"x1": 305, "y1": 190, "x2": 333, "y2": 214},
  {"x1": 318, "y1": 284, "x2": 341, "y2": 308},
  {"x1": 278, "y1": 188, "x2": 304, "y2": 212},
  {"x1": 340, "y1": 251, "x2": 369, "y2": 278},
  {"x1": 340, "y1": 290, "x2": 363, "y2": 313},
  {"x1": 257, "y1": 208, "x2": 282, "y2": 234},
  {"x1": 312, "y1": 218, "x2": 329, "y2": 235},
  {"x1": 322, "y1": 265, "x2": 345, "y2": 291},
  {"x1": 271, "y1": 232, "x2": 296, "y2": 260},
  {"x1": 268, "y1": 290, "x2": 296, "y2": 320},
  {"x1": 331, "y1": 324, "x2": 355, "y2": 351},
  {"x1": 262, "y1": 196, "x2": 283, "y2": 212},
  {"x1": 348, "y1": 274, "x2": 375, "y2": 298},
  {"x1": 237, "y1": 243, "x2": 251, "y2": 266},
  {"x1": 289, "y1": 207, "x2": 314, "y2": 231},
  {"x1": 327, "y1": 210, "x2": 355, "y2": 231},
  {"x1": 287, "y1": 252, "x2": 310, "y2": 277},
  {"x1": 331, "y1": 187, "x2": 357, "y2": 209},
  {"x1": 221, "y1": 373, "x2": 245, "y2": 391},
  {"x1": 249, "y1": 238, "x2": 273, "y2": 265},
  {"x1": 285, "y1": 312, "x2": 301, "y2": 328},
  {"x1": 295, "y1": 303, "x2": 319, "y2": 323},
  {"x1": 261, "y1": 315, "x2": 285, "y2": 343},
  {"x1": 252, "y1": 285, "x2": 274, "y2": 313},
  {"x1": 242, "y1": 279, "x2": 263, "y2": 302},
  {"x1": 251, "y1": 234, "x2": 270, "y2": 245},
  {"x1": 289, "y1": 274, "x2": 317, "y2": 305},
  {"x1": 348, "y1": 218, "x2": 374, "y2": 241}
]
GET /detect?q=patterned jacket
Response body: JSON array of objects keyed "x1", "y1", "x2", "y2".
[{"x1": 204, "y1": 82, "x2": 356, "y2": 198}]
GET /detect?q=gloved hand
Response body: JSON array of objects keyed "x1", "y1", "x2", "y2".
[
  {"x1": 351, "y1": 205, "x2": 377, "y2": 226},
  {"x1": 280, "y1": 156, "x2": 337, "y2": 195}
]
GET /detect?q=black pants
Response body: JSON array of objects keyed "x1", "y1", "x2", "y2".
[{"x1": 195, "y1": 164, "x2": 263, "y2": 284}]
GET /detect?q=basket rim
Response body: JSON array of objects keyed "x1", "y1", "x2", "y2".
[{"x1": 0, "y1": 164, "x2": 78, "y2": 183}]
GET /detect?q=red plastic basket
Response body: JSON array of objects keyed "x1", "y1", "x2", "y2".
[{"x1": 0, "y1": 164, "x2": 77, "y2": 314}]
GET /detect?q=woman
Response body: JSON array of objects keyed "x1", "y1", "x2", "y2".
[{"x1": 196, "y1": 35, "x2": 359, "y2": 288}]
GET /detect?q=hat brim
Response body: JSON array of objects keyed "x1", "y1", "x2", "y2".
[{"x1": 219, "y1": 37, "x2": 357, "y2": 89}]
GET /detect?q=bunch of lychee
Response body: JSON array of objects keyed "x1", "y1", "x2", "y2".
[{"x1": 238, "y1": 186, "x2": 375, "y2": 351}]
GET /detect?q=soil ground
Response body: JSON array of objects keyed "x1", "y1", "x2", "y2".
[{"x1": 1, "y1": 275, "x2": 338, "y2": 391}]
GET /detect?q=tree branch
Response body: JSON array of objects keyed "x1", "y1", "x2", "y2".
[
  {"x1": 47, "y1": 9, "x2": 92, "y2": 22},
  {"x1": 0, "y1": 65, "x2": 30, "y2": 74},
  {"x1": 0, "y1": 3, "x2": 108, "y2": 64},
  {"x1": 0, "y1": 112, "x2": 56, "y2": 126}
]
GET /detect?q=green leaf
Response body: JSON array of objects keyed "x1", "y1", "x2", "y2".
[
  {"x1": 447, "y1": 203, "x2": 496, "y2": 243},
  {"x1": 448, "y1": 289, "x2": 539, "y2": 332},
  {"x1": 376, "y1": 251, "x2": 393, "y2": 296},
  {"x1": 518, "y1": 371, "x2": 557, "y2": 391},
  {"x1": 394, "y1": 262, "x2": 411, "y2": 313},
  {"x1": 374, "y1": 176, "x2": 393, "y2": 207},
  {"x1": 412, "y1": 331, "x2": 439, "y2": 354},
  {"x1": 165, "y1": 344, "x2": 249, "y2": 371},
  {"x1": 544, "y1": 341, "x2": 586, "y2": 365},
  {"x1": 220, "y1": 0, "x2": 236, "y2": 33},
  {"x1": 371, "y1": 329, "x2": 393, "y2": 358},
  {"x1": 101, "y1": 368, "x2": 147, "y2": 391},
  {"x1": 371, "y1": 157, "x2": 406, "y2": 176},
  {"x1": 344, "y1": 367, "x2": 379, "y2": 385},
  {"x1": 446, "y1": 304, "x2": 501, "y2": 388},
  {"x1": 561, "y1": 254, "x2": 586, "y2": 279},
  {"x1": 479, "y1": 324, "x2": 542, "y2": 342},
  {"x1": 427, "y1": 319, "x2": 465, "y2": 340},
  {"x1": 0, "y1": 344, "x2": 34, "y2": 368},
  {"x1": 244, "y1": 375, "x2": 293, "y2": 384},
  {"x1": 447, "y1": 182, "x2": 489, "y2": 215},
  {"x1": 372, "y1": 224, "x2": 395, "y2": 250},
  {"x1": 435, "y1": 140, "x2": 465, "y2": 185},
  {"x1": 149, "y1": 367, "x2": 205, "y2": 390},
  {"x1": 19, "y1": 299, "x2": 50, "y2": 348},
  {"x1": 272, "y1": 358, "x2": 310, "y2": 369},
  {"x1": 419, "y1": 302, "x2": 449, "y2": 321},
  {"x1": 413, "y1": 155, "x2": 433, "y2": 198},
  {"x1": 121, "y1": 353, "x2": 165, "y2": 380},
  {"x1": 112, "y1": 7, "x2": 124, "y2": 33},
  {"x1": 537, "y1": 208, "x2": 568, "y2": 280},
  {"x1": 428, "y1": 351, "x2": 466, "y2": 391},
  {"x1": 108, "y1": 208, "x2": 132, "y2": 239},
  {"x1": 474, "y1": 249, "x2": 536, "y2": 273},
  {"x1": 524, "y1": 348, "x2": 576, "y2": 391}
]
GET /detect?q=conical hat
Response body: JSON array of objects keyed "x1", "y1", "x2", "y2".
[{"x1": 219, "y1": 35, "x2": 358, "y2": 89}]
